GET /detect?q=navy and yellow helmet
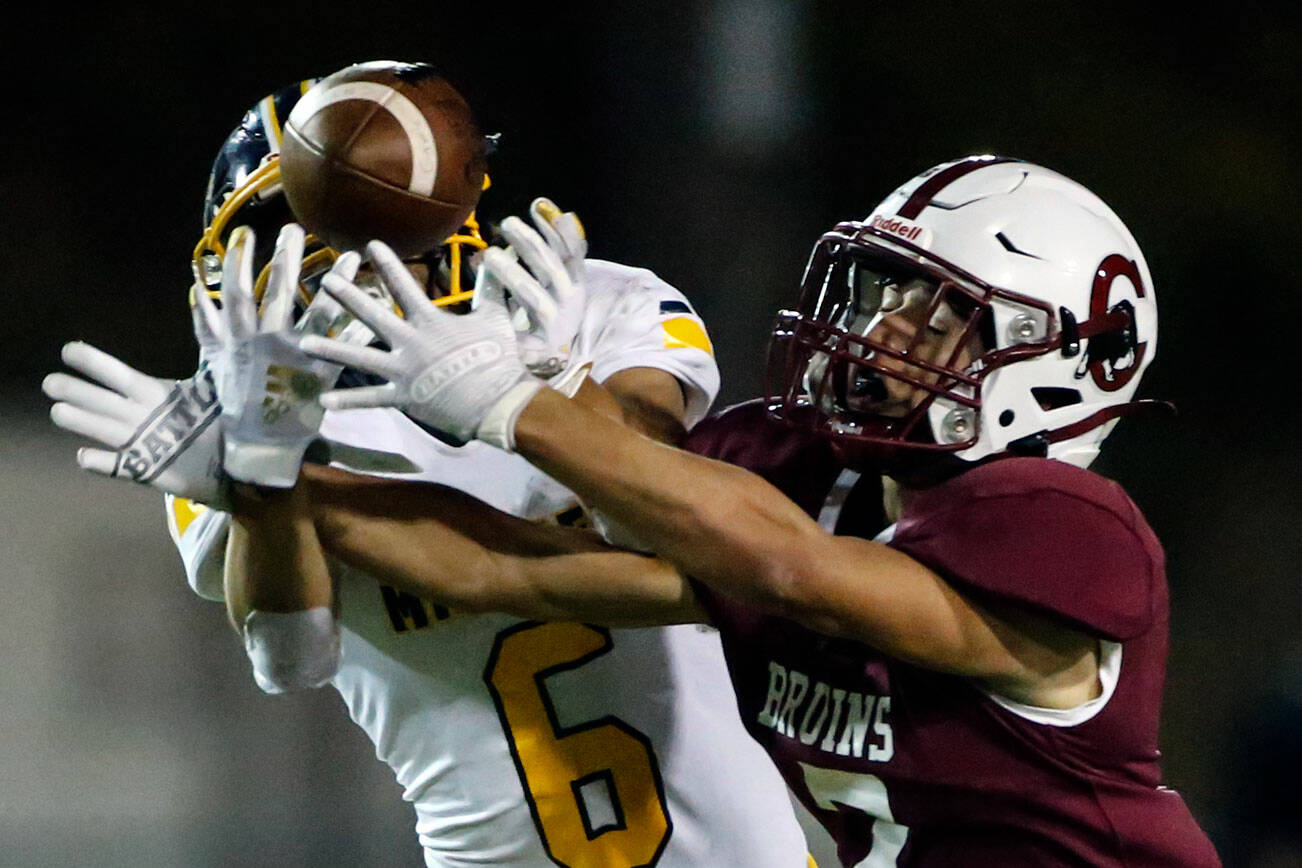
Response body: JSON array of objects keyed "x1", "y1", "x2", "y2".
[{"x1": 191, "y1": 78, "x2": 490, "y2": 307}]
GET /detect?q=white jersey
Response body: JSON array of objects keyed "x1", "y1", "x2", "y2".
[{"x1": 167, "y1": 261, "x2": 810, "y2": 867}]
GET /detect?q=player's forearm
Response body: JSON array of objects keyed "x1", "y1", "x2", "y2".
[
  {"x1": 302, "y1": 464, "x2": 507, "y2": 611},
  {"x1": 492, "y1": 547, "x2": 703, "y2": 626},
  {"x1": 515, "y1": 393, "x2": 1101, "y2": 687},
  {"x1": 225, "y1": 484, "x2": 333, "y2": 629},
  {"x1": 514, "y1": 388, "x2": 825, "y2": 614},
  {"x1": 301, "y1": 463, "x2": 703, "y2": 627}
]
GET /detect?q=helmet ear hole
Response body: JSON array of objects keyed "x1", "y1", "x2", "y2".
[
  {"x1": 1031, "y1": 387, "x2": 1083, "y2": 411},
  {"x1": 1085, "y1": 299, "x2": 1139, "y2": 365},
  {"x1": 998, "y1": 410, "x2": 1015, "y2": 427}
]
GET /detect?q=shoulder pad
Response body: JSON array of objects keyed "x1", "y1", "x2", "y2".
[{"x1": 890, "y1": 458, "x2": 1164, "y2": 639}]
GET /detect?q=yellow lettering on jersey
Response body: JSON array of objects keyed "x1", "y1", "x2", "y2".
[
  {"x1": 169, "y1": 496, "x2": 208, "y2": 539},
  {"x1": 660, "y1": 317, "x2": 714, "y2": 355},
  {"x1": 485, "y1": 622, "x2": 671, "y2": 867}
]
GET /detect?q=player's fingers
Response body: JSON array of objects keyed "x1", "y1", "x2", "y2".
[
  {"x1": 260, "y1": 224, "x2": 305, "y2": 333},
  {"x1": 499, "y1": 217, "x2": 572, "y2": 297},
  {"x1": 49, "y1": 402, "x2": 134, "y2": 449},
  {"x1": 479, "y1": 247, "x2": 558, "y2": 327},
  {"x1": 470, "y1": 260, "x2": 509, "y2": 314},
  {"x1": 297, "y1": 334, "x2": 396, "y2": 379},
  {"x1": 298, "y1": 255, "x2": 372, "y2": 340},
  {"x1": 319, "y1": 273, "x2": 409, "y2": 343},
  {"x1": 318, "y1": 383, "x2": 400, "y2": 412},
  {"x1": 76, "y1": 447, "x2": 119, "y2": 477},
  {"x1": 59, "y1": 342, "x2": 169, "y2": 405},
  {"x1": 191, "y1": 285, "x2": 227, "y2": 349},
  {"x1": 296, "y1": 286, "x2": 345, "y2": 337},
  {"x1": 295, "y1": 250, "x2": 360, "y2": 337},
  {"x1": 222, "y1": 225, "x2": 258, "y2": 341},
  {"x1": 366, "y1": 241, "x2": 434, "y2": 323},
  {"x1": 553, "y1": 213, "x2": 587, "y2": 283},
  {"x1": 41, "y1": 373, "x2": 140, "y2": 424},
  {"x1": 530, "y1": 198, "x2": 587, "y2": 284},
  {"x1": 527, "y1": 198, "x2": 568, "y2": 254},
  {"x1": 333, "y1": 316, "x2": 378, "y2": 348},
  {"x1": 327, "y1": 249, "x2": 362, "y2": 283}
]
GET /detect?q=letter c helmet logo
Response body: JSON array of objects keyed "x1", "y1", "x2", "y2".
[{"x1": 1088, "y1": 253, "x2": 1148, "y2": 392}]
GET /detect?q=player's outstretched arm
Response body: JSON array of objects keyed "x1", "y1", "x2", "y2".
[
  {"x1": 201, "y1": 224, "x2": 378, "y2": 693},
  {"x1": 300, "y1": 463, "x2": 706, "y2": 628},
  {"x1": 512, "y1": 389, "x2": 1099, "y2": 707},
  {"x1": 295, "y1": 224, "x2": 1096, "y2": 704},
  {"x1": 223, "y1": 483, "x2": 332, "y2": 623}
]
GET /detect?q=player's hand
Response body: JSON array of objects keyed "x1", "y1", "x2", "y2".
[
  {"x1": 193, "y1": 224, "x2": 364, "y2": 488},
  {"x1": 300, "y1": 239, "x2": 543, "y2": 450},
  {"x1": 479, "y1": 197, "x2": 588, "y2": 379},
  {"x1": 43, "y1": 342, "x2": 227, "y2": 506}
]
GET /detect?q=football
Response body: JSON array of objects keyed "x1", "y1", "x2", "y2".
[{"x1": 279, "y1": 60, "x2": 488, "y2": 258}]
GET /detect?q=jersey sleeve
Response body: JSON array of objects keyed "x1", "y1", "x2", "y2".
[
  {"x1": 576, "y1": 260, "x2": 721, "y2": 429},
  {"x1": 887, "y1": 459, "x2": 1164, "y2": 640},
  {"x1": 164, "y1": 494, "x2": 230, "y2": 602}
]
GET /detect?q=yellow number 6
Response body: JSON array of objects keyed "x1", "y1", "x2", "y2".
[{"x1": 485, "y1": 622, "x2": 672, "y2": 867}]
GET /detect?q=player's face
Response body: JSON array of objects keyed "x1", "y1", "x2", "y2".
[
  {"x1": 839, "y1": 267, "x2": 979, "y2": 419},
  {"x1": 865, "y1": 286, "x2": 975, "y2": 415}
]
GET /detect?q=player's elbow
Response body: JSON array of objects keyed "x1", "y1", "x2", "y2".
[
  {"x1": 756, "y1": 554, "x2": 842, "y2": 628},
  {"x1": 242, "y1": 607, "x2": 341, "y2": 695},
  {"x1": 685, "y1": 498, "x2": 823, "y2": 618},
  {"x1": 745, "y1": 558, "x2": 803, "y2": 620},
  {"x1": 751, "y1": 534, "x2": 875, "y2": 637}
]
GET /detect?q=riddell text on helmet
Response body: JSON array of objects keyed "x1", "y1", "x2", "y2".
[{"x1": 870, "y1": 215, "x2": 930, "y2": 245}]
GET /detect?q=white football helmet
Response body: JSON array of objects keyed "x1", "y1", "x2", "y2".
[{"x1": 767, "y1": 155, "x2": 1166, "y2": 469}]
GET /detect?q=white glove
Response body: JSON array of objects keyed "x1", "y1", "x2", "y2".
[
  {"x1": 480, "y1": 197, "x2": 588, "y2": 378},
  {"x1": 299, "y1": 239, "x2": 543, "y2": 450},
  {"x1": 43, "y1": 342, "x2": 227, "y2": 506},
  {"x1": 193, "y1": 224, "x2": 366, "y2": 488}
]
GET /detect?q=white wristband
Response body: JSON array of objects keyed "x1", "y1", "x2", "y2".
[
  {"x1": 243, "y1": 607, "x2": 340, "y2": 694},
  {"x1": 476, "y1": 379, "x2": 547, "y2": 452},
  {"x1": 223, "y1": 440, "x2": 309, "y2": 489}
]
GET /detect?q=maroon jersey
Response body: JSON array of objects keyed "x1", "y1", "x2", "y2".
[{"x1": 684, "y1": 401, "x2": 1219, "y2": 867}]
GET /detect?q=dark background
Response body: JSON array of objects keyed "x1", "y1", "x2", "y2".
[{"x1": 2, "y1": 2, "x2": 1299, "y2": 865}]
